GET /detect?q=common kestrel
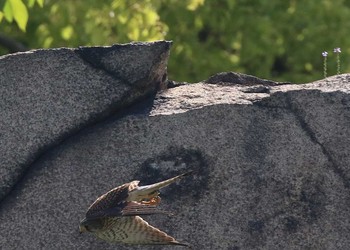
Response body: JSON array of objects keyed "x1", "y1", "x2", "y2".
[{"x1": 79, "y1": 172, "x2": 192, "y2": 247}]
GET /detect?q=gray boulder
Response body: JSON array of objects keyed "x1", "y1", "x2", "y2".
[
  {"x1": 0, "y1": 44, "x2": 349, "y2": 249},
  {"x1": 0, "y1": 41, "x2": 171, "y2": 202}
]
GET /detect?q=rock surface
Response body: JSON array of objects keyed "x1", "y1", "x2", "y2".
[
  {"x1": 0, "y1": 44, "x2": 350, "y2": 250},
  {"x1": 0, "y1": 41, "x2": 171, "y2": 202}
]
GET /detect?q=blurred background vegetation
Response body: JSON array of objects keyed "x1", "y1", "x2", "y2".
[{"x1": 1, "y1": 0, "x2": 349, "y2": 83}]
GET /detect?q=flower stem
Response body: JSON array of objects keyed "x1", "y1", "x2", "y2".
[{"x1": 336, "y1": 53, "x2": 340, "y2": 75}]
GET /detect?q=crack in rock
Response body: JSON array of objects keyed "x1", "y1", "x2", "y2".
[
  {"x1": 284, "y1": 94, "x2": 350, "y2": 189},
  {"x1": 0, "y1": 41, "x2": 171, "y2": 203}
]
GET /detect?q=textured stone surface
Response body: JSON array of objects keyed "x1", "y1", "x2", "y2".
[
  {"x1": 0, "y1": 68, "x2": 350, "y2": 249},
  {"x1": 0, "y1": 41, "x2": 171, "y2": 202}
]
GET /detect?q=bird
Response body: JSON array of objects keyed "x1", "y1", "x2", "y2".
[{"x1": 79, "y1": 171, "x2": 192, "y2": 247}]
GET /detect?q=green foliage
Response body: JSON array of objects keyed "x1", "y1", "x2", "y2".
[
  {"x1": 1, "y1": 0, "x2": 350, "y2": 83},
  {"x1": 0, "y1": 0, "x2": 43, "y2": 31}
]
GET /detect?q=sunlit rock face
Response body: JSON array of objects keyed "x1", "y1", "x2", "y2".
[{"x1": 1, "y1": 42, "x2": 349, "y2": 249}]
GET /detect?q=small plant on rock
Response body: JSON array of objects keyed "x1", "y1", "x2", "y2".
[
  {"x1": 333, "y1": 47, "x2": 341, "y2": 75},
  {"x1": 322, "y1": 51, "x2": 328, "y2": 78}
]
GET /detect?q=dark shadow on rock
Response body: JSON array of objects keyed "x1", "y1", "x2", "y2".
[{"x1": 135, "y1": 147, "x2": 211, "y2": 202}]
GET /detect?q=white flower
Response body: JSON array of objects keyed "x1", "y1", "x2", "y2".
[{"x1": 333, "y1": 47, "x2": 341, "y2": 53}]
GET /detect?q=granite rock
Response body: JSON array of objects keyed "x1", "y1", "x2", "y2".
[
  {"x1": 0, "y1": 41, "x2": 171, "y2": 202},
  {"x1": 0, "y1": 54, "x2": 349, "y2": 249}
]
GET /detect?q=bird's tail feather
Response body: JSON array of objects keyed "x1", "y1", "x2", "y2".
[
  {"x1": 135, "y1": 171, "x2": 192, "y2": 196},
  {"x1": 128, "y1": 171, "x2": 193, "y2": 202}
]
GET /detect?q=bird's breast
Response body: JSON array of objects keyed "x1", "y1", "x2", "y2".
[{"x1": 94, "y1": 217, "x2": 129, "y2": 243}]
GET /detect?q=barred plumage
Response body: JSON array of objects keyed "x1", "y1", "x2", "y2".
[{"x1": 79, "y1": 172, "x2": 192, "y2": 247}]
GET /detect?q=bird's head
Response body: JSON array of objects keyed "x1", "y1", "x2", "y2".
[
  {"x1": 79, "y1": 225, "x2": 88, "y2": 233},
  {"x1": 79, "y1": 217, "x2": 103, "y2": 233}
]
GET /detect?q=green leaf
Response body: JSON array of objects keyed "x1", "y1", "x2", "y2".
[
  {"x1": 36, "y1": 0, "x2": 44, "y2": 8},
  {"x1": 43, "y1": 36, "x2": 53, "y2": 48},
  {"x1": 9, "y1": 0, "x2": 28, "y2": 31},
  {"x1": 187, "y1": 0, "x2": 205, "y2": 11},
  {"x1": 3, "y1": 0, "x2": 14, "y2": 22},
  {"x1": 0, "y1": 11, "x2": 3, "y2": 22},
  {"x1": 61, "y1": 25, "x2": 73, "y2": 40},
  {"x1": 28, "y1": 0, "x2": 35, "y2": 8}
]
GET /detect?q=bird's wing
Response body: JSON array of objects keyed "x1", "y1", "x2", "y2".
[
  {"x1": 121, "y1": 201, "x2": 172, "y2": 216},
  {"x1": 98, "y1": 216, "x2": 189, "y2": 246},
  {"x1": 85, "y1": 182, "x2": 137, "y2": 219},
  {"x1": 85, "y1": 180, "x2": 170, "y2": 220},
  {"x1": 86, "y1": 201, "x2": 169, "y2": 220},
  {"x1": 87, "y1": 171, "x2": 193, "y2": 218}
]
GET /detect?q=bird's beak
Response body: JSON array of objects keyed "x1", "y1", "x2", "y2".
[
  {"x1": 79, "y1": 225, "x2": 87, "y2": 234},
  {"x1": 79, "y1": 217, "x2": 89, "y2": 234}
]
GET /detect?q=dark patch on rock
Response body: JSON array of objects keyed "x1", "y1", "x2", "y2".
[
  {"x1": 241, "y1": 117, "x2": 269, "y2": 165},
  {"x1": 248, "y1": 219, "x2": 265, "y2": 234},
  {"x1": 135, "y1": 147, "x2": 211, "y2": 202},
  {"x1": 241, "y1": 85, "x2": 271, "y2": 94},
  {"x1": 242, "y1": 168, "x2": 267, "y2": 190},
  {"x1": 204, "y1": 71, "x2": 291, "y2": 86},
  {"x1": 253, "y1": 91, "x2": 290, "y2": 109},
  {"x1": 283, "y1": 216, "x2": 300, "y2": 233},
  {"x1": 299, "y1": 179, "x2": 326, "y2": 223},
  {"x1": 282, "y1": 176, "x2": 327, "y2": 226},
  {"x1": 341, "y1": 95, "x2": 350, "y2": 106},
  {"x1": 76, "y1": 41, "x2": 172, "y2": 88},
  {"x1": 228, "y1": 246, "x2": 240, "y2": 250},
  {"x1": 166, "y1": 80, "x2": 188, "y2": 88}
]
